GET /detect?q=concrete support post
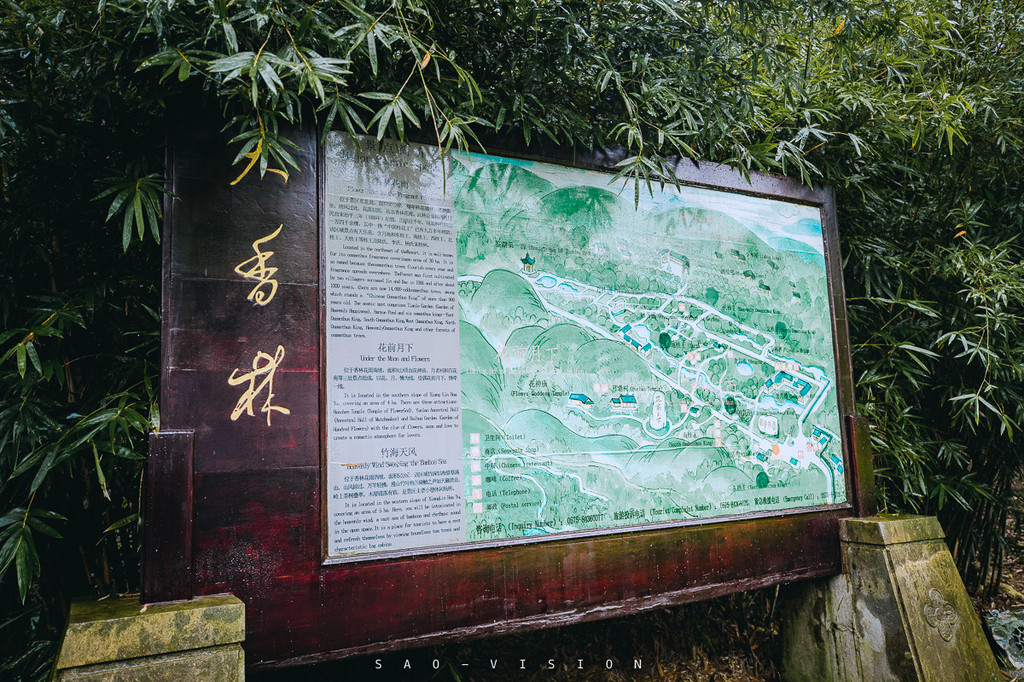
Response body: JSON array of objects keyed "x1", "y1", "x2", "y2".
[
  {"x1": 781, "y1": 515, "x2": 1000, "y2": 681},
  {"x1": 51, "y1": 594, "x2": 245, "y2": 681}
]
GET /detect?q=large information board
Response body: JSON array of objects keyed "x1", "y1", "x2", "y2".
[
  {"x1": 324, "y1": 134, "x2": 846, "y2": 560},
  {"x1": 147, "y1": 114, "x2": 872, "y2": 669}
]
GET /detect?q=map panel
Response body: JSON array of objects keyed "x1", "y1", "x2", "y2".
[
  {"x1": 452, "y1": 153, "x2": 846, "y2": 544},
  {"x1": 324, "y1": 134, "x2": 846, "y2": 559}
]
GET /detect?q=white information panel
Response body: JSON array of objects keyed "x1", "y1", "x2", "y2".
[{"x1": 325, "y1": 134, "x2": 464, "y2": 556}]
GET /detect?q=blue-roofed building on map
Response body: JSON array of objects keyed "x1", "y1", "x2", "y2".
[
  {"x1": 813, "y1": 427, "x2": 833, "y2": 446},
  {"x1": 611, "y1": 394, "x2": 637, "y2": 411},
  {"x1": 619, "y1": 325, "x2": 653, "y2": 357}
]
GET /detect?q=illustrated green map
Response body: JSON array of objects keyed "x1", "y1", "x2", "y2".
[{"x1": 451, "y1": 153, "x2": 847, "y2": 543}]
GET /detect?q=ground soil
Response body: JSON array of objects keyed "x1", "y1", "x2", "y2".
[{"x1": 977, "y1": 493, "x2": 1024, "y2": 614}]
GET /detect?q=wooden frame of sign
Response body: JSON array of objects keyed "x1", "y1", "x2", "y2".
[{"x1": 144, "y1": 110, "x2": 874, "y2": 670}]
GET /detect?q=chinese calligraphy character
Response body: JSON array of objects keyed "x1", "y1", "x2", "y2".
[
  {"x1": 228, "y1": 345, "x2": 290, "y2": 425},
  {"x1": 378, "y1": 342, "x2": 414, "y2": 353},
  {"x1": 234, "y1": 224, "x2": 282, "y2": 306}
]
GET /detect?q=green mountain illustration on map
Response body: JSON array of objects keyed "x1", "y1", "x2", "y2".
[{"x1": 451, "y1": 155, "x2": 845, "y2": 543}]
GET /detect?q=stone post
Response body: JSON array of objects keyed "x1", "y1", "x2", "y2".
[
  {"x1": 51, "y1": 594, "x2": 245, "y2": 681},
  {"x1": 781, "y1": 515, "x2": 1000, "y2": 681}
]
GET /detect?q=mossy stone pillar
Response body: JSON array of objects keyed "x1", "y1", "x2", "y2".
[
  {"x1": 781, "y1": 515, "x2": 1000, "y2": 681},
  {"x1": 51, "y1": 594, "x2": 244, "y2": 681}
]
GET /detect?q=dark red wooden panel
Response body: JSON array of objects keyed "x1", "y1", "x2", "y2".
[
  {"x1": 163, "y1": 368, "x2": 318, "y2": 473},
  {"x1": 847, "y1": 414, "x2": 877, "y2": 516},
  {"x1": 191, "y1": 468, "x2": 320, "y2": 581},
  {"x1": 142, "y1": 429, "x2": 194, "y2": 603},
  {"x1": 192, "y1": 467, "x2": 323, "y2": 661},
  {"x1": 166, "y1": 108, "x2": 317, "y2": 287},
  {"x1": 169, "y1": 179, "x2": 318, "y2": 285},
  {"x1": 165, "y1": 280, "x2": 318, "y2": 371},
  {"x1": 259, "y1": 510, "x2": 844, "y2": 667}
]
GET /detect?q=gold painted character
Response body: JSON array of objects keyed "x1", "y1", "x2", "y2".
[
  {"x1": 234, "y1": 224, "x2": 283, "y2": 305},
  {"x1": 228, "y1": 345, "x2": 291, "y2": 425}
]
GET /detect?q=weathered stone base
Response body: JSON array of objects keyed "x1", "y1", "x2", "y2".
[
  {"x1": 781, "y1": 515, "x2": 1000, "y2": 681},
  {"x1": 52, "y1": 594, "x2": 244, "y2": 681}
]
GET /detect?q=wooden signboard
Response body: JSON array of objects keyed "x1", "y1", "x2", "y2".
[{"x1": 145, "y1": 111, "x2": 874, "y2": 670}]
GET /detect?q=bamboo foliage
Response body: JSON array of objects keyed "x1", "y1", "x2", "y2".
[{"x1": 1, "y1": 0, "x2": 1023, "y2": 676}]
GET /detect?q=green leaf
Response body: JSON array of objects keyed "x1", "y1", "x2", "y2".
[
  {"x1": 149, "y1": 400, "x2": 160, "y2": 431},
  {"x1": 10, "y1": 450, "x2": 47, "y2": 479},
  {"x1": 103, "y1": 514, "x2": 139, "y2": 534},
  {"x1": 133, "y1": 192, "x2": 144, "y2": 240},
  {"x1": 29, "y1": 447, "x2": 58, "y2": 494},
  {"x1": 898, "y1": 344, "x2": 940, "y2": 358},
  {"x1": 366, "y1": 30, "x2": 378, "y2": 76},
  {"x1": 93, "y1": 443, "x2": 110, "y2": 501},
  {"x1": 15, "y1": 529, "x2": 38, "y2": 603},
  {"x1": 25, "y1": 516, "x2": 62, "y2": 539},
  {"x1": 222, "y1": 21, "x2": 237, "y2": 53},
  {"x1": 0, "y1": 528, "x2": 21, "y2": 575},
  {"x1": 25, "y1": 342, "x2": 42, "y2": 376}
]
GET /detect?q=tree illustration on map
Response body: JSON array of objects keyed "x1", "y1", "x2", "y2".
[{"x1": 452, "y1": 154, "x2": 846, "y2": 543}]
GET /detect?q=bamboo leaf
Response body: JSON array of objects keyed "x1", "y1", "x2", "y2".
[
  {"x1": 25, "y1": 343, "x2": 41, "y2": 376},
  {"x1": 103, "y1": 514, "x2": 139, "y2": 533}
]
